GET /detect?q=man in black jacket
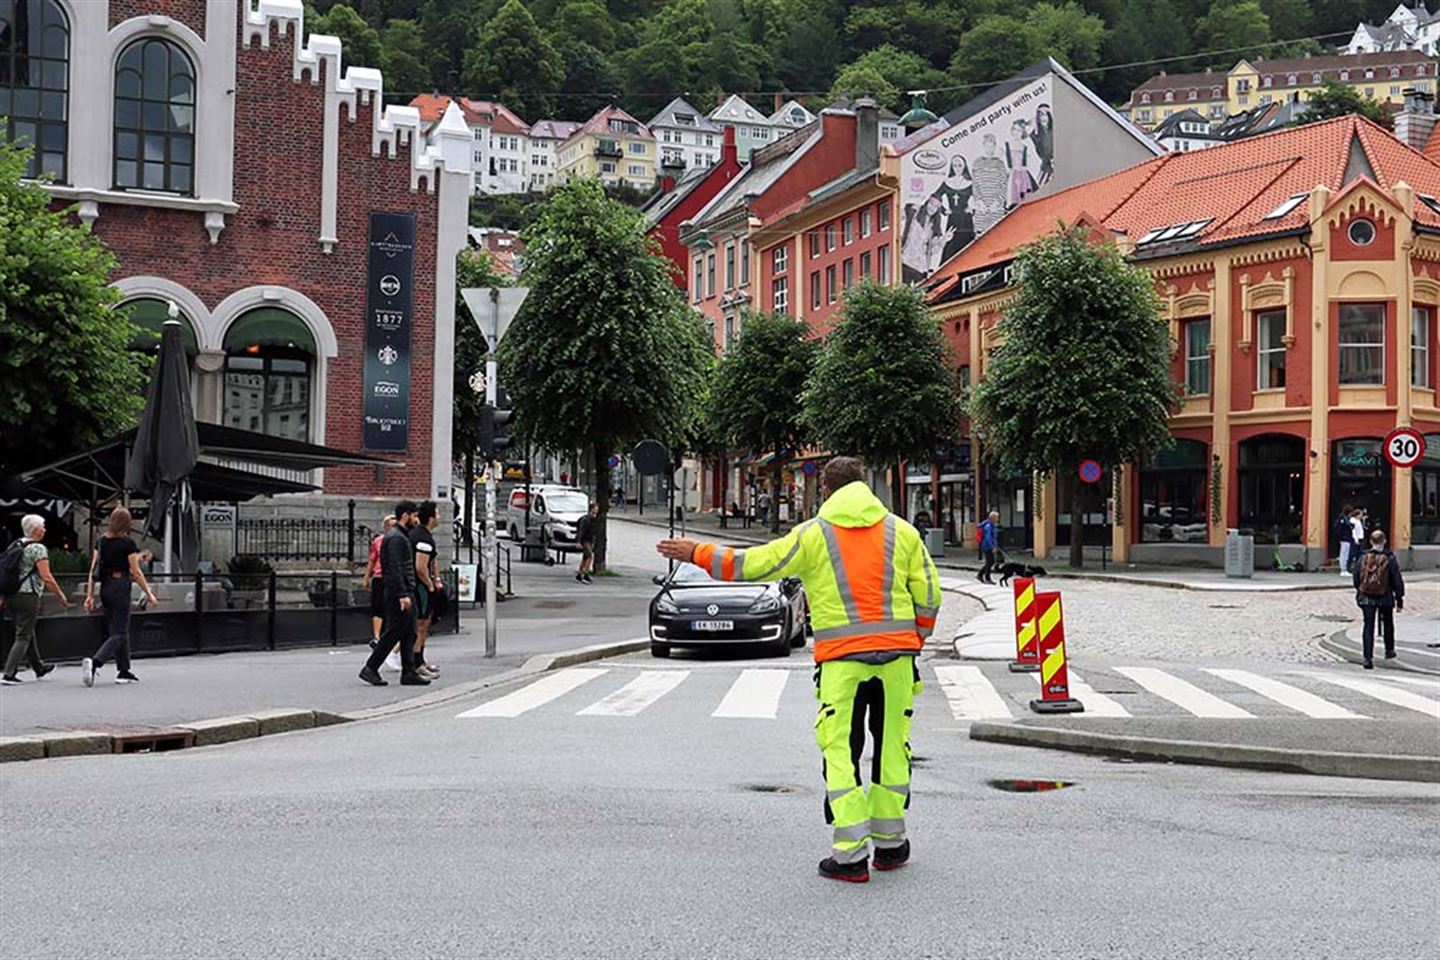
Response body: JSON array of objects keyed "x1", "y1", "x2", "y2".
[
  {"x1": 360, "y1": 500, "x2": 429, "y2": 686},
  {"x1": 1352, "y1": 528, "x2": 1405, "y2": 669}
]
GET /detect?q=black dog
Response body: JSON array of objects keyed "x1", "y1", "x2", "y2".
[{"x1": 997, "y1": 563, "x2": 1048, "y2": 587}]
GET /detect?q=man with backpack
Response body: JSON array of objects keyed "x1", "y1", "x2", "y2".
[
  {"x1": 1353, "y1": 528, "x2": 1405, "y2": 669},
  {"x1": 2, "y1": 514, "x2": 71, "y2": 685}
]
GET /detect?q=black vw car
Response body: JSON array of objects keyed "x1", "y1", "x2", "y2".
[{"x1": 648, "y1": 562, "x2": 808, "y2": 658}]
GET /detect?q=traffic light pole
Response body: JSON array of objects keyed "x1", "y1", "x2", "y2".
[{"x1": 483, "y1": 292, "x2": 500, "y2": 658}]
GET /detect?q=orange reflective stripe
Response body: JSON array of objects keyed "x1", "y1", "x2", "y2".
[
  {"x1": 823, "y1": 521, "x2": 888, "y2": 621},
  {"x1": 721, "y1": 547, "x2": 737, "y2": 581}
]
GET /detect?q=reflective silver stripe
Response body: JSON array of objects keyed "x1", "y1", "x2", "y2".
[
  {"x1": 880, "y1": 515, "x2": 897, "y2": 620},
  {"x1": 832, "y1": 821, "x2": 871, "y2": 842},
  {"x1": 828, "y1": 787, "x2": 860, "y2": 802},
  {"x1": 751, "y1": 522, "x2": 810, "y2": 580},
  {"x1": 818, "y1": 520, "x2": 861, "y2": 621},
  {"x1": 914, "y1": 605, "x2": 939, "y2": 620},
  {"x1": 831, "y1": 844, "x2": 871, "y2": 863},
  {"x1": 870, "y1": 817, "x2": 906, "y2": 836},
  {"x1": 917, "y1": 626, "x2": 934, "y2": 639},
  {"x1": 813, "y1": 619, "x2": 918, "y2": 641},
  {"x1": 879, "y1": 784, "x2": 910, "y2": 797},
  {"x1": 923, "y1": 553, "x2": 937, "y2": 607},
  {"x1": 731, "y1": 549, "x2": 746, "y2": 578},
  {"x1": 709, "y1": 549, "x2": 725, "y2": 579}
]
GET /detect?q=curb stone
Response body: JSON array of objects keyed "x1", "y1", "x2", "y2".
[
  {"x1": 969, "y1": 720, "x2": 1440, "y2": 784},
  {"x1": 41, "y1": 731, "x2": 113, "y2": 759},
  {"x1": 177, "y1": 716, "x2": 261, "y2": 746},
  {"x1": 247, "y1": 708, "x2": 316, "y2": 736},
  {"x1": 1320, "y1": 629, "x2": 1440, "y2": 676},
  {"x1": 0, "y1": 737, "x2": 45, "y2": 762}
]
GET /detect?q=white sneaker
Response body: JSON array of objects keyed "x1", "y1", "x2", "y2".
[
  {"x1": 82, "y1": 658, "x2": 95, "y2": 688},
  {"x1": 384, "y1": 651, "x2": 402, "y2": 672}
]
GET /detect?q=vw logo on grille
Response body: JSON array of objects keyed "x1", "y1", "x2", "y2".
[{"x1": 706, "y1": 604, "x2": 720, "y2": 615}]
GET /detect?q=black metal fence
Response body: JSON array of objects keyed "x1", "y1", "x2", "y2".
[
  {"x1": 1, "y1": 568, "x2": 462, "y2": 664},
  {"x1": 236, "y1": 501, "x2": 358, "y2": 562}
]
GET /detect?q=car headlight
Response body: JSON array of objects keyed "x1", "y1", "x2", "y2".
[
  {"x1": 749, "y1": 593, "x2": 781, "y2": 614},
  {"x1": 656, "y1": 594, "x2": 679, "y2": 614}
]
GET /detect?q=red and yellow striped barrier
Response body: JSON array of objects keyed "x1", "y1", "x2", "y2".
[
  {"x1": 1028, "y1": 591, "x2": 1084, "y2": 714},
  {"x1": 1009, "y1": 577, "x2": 1040, "y2": 673}
]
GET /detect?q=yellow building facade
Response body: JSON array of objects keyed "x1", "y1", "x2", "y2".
[{"x1": 555, "y1": 106, "x2": 657, "y2": 191}]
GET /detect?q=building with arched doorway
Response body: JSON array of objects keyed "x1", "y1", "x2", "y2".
[
  {"x1": 7, "y1": 0, "x2": 472, "y2": 545},
  {"x1": 928, "y1": 116, "x2": 1440, "y2": 569}
]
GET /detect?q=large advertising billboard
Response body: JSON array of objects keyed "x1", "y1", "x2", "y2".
[{"x1": 899, "y1": 76, "x2": 1055, "y2": 282}]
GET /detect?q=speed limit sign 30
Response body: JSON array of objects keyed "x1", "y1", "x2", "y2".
[{"x1": 1384, "y1": 427, "x2": 1427, "y2": 469}]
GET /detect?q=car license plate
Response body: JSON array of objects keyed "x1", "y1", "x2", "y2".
[{"x1": 691, "y1": 620, "x2": 733, "y2": 632}]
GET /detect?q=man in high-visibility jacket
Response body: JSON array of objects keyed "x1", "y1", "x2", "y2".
[{"x1": 657, "y1": 456, "x2": 940, "y2": 883}]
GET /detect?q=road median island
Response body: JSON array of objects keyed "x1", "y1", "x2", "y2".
[{"x1": 970, "y1": 719, "x2": 1440, "y2": 783}]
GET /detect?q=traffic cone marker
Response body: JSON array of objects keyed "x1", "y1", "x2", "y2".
[
  {"x1": 1028, "y1": 591, "x2": 1084, "y2": 714},
  {"x1": 1008, "y1": 577, "x2": 1040, "y2": 673}
]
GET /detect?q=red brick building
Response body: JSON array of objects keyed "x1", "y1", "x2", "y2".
[
  {"x1": 928, "y1": 117, "x2": 1440, "y2": 568},
  {"x1": 11, "y1": 1, "x2": 471, "y2": 524},
  {"x1": 643, "y1": 126, "x2": 741, "y2": 294}
]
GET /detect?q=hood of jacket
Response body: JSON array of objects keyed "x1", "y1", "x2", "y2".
[{"x1": 818, "y1": 480, "x2": 889, "y2": 528}]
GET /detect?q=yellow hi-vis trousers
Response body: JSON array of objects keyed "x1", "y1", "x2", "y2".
[{"x1": 814, "y1": 656, "x2": 921, "y2": 864}]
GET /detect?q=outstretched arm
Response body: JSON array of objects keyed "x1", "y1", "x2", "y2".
[{"x1": 657, "y1": 523, "x2": 811, "y2": 583}]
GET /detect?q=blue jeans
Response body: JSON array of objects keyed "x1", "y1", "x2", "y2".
[
  {"x1": 93, "y1": 577, "x2": 133, "y2": 672},
  {"x1": 1360, "y1": 605, "x2": 1395, "y2": 662}
]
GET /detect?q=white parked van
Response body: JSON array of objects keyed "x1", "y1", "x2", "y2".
[{"x1": 504, "y1": 485, "x2": 591, "y2": 546}]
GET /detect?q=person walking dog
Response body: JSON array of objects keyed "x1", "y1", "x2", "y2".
[
  {"x1": 1353, "y1": 528, "x2": 1404, "y2": 669},
  {"x1": 82, "y1": 507, "x2": 159, "y2": 686},
  {"x1": 1, "y1": 514, "x2": 70, "y2": 685}
]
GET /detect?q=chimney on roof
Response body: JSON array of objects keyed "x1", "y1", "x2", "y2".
[
  {"x1": 716, "y1": 90, "x2": 725, "y2": 107},
  {"x1": 1159, "y1": 70, "x2": 1166, "y2": 77},
  {"x1": 1204, "y1": 67, "x2": 1212, "y2": 74},
  {"x1": 1395, "y1": 88, "x2": 1437, "y2": 149},
  {"x1": 775, "y1": 92, "x2": 784, "y2": 112},
  {"x1": 720, "y1": 124, "x2": 737, "y2": 167},
  {"x1": 854, "y1": 98, "x2": 879, "y2": 172}
]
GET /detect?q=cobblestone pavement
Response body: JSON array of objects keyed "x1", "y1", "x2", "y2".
[{"x1": 946, "y1": 576, "x2": 1440, "y2": 663}]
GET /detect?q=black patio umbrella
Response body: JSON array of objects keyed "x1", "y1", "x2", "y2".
[{"x1": 125, "y1": 318, "x2": 199, "y2": 552}]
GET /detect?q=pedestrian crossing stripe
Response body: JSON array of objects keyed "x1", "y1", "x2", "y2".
[
  {"x1": 1300, "y1": 673, "x2": 1440, "y2": 719},
  {"x1": 1115, "y1": 666, "x2": 1255, "y2": 719},
  {"x1": 711, "y1": 669, "x2": 790, "y2": 719},
  {"x1": 932, "y1": 665, "x2": 1012, "y2": 720},
  {"x1": 455, "y1": 668, "x2": 607, "y2": 718},
  {"x1": 1204, "y1": 669, "x2": 1364, "y2": 720},
  {"x1": 577, "y1": 670, "x2": 688, "y2": 717}
]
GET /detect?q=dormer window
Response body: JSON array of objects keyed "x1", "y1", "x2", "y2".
[
  {"x1": 1141, "y1": 93, "x2": 1151, "y2": 104},
  {"x1": 1365, "y1": 68, "x2": 1375, "y2": 79},
  {"x1": 1390, "y1": 67, "x2": 1401, "y2": 78},
  {"x1": 1188, "y1": 90, "x2": 1197, "y2": 100},
  {"x1": 676, "y1": 113, "x2": 694, "y2": 125},
  {"x1": 1313, "y1": 72, "x2": 1322, "y2": 83},
  {"x1": 1165, "y1": 91, "x2": 1174, "y2": 102},
  {"x1": 1287, "y1": 74, "x2": 1297, "y2": 85},
  {"x1": 1262, "y1": 76, "x2": 1272, "y2": 87},
  {"x1": 1341, "y1": 70, "x2": 1350, "y2": 81},
  {"x1": 1212, "y1": 86, "x2": 1221, "y2": 97}
]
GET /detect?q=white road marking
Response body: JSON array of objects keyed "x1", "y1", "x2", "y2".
[
  {"x1": 933, "y1": 665, "x2": 1013, "y2": 720},
  {"x1": 1114, "y1": 667, "x2": 1254, "y2": 718},
  {"x1": 1060, "y1": 670, "x2": 1131, "y2": 717},
  {"x1": 1374, "y1": 673, "x2": 1440, "y2": 689},
  {"x1": 577, "y1": 670, "x2": 689, "y2": 716},
  {"x1": 711, "y1": 669, "x2": 790, "y2": 719},
  {"x1": 1204, "y1": 668, "x2": 1365, "y2": 719},
  {"x1": 1302, "y1": 673, "x2": 1440, "y2": 719},
  {"x1": 456, "y1": 668, "x2": 608, "y2": 718}
]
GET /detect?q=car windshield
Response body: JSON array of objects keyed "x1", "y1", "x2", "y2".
[
  {"x1": 546, "y1": 493, "x2": 589, "y2": 513},
  {"x1": 669, "y1": 563, "x2": 716, "y2": 583}
]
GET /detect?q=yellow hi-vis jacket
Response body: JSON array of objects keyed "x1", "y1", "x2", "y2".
[{"x1": 692, "y1": 481, "x2": 941, "y2": 662}]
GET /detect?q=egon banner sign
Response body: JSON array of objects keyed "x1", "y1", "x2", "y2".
[{"x1": 363, "y1": 212, "x2": 415, "y2": 452}]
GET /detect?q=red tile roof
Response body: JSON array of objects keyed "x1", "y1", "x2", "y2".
[
  {"x1": 408, "y1": 94, "x2": 531, "y2": 135},
  {"x1": 927, "y1": 116, "x2": 1440, "y2": 297}
]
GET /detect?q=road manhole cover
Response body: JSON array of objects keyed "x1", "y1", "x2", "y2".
[{"x1": 986, "y1": 778, "x2": 1075, "y2": 793}]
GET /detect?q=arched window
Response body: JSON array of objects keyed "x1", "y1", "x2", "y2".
[
  {"x1": 1139, "y1": 439, "x2": 1209, "y2": 543},
  {"x1": 1164, "y1": 91, "x2": 1174, "y2": 102},
  {"x1": 114, "y1": 37, "x2": 195, "y2": 194},
  {"x1": 0, "y1": 0, "x2": 69, "y2": 180},
  {"x1": 1390, "y1": 66, "x2": 1401, "y2": 78},
  {"x1": 1141, "y1": 93, "x2": 1150, "y2": 104},
  {"x1": 223, "y1": 309, "x2": 315, "y2": 442},
  {"x1": 121, "y1": 297, "x2": 199, "y2": 358},
  {"x1": 1238, "y1": 434, "x2": 1305, "y2": 544}
]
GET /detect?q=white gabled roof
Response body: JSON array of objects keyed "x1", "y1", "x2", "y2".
[{"x1": 710, "y1": 94, "x2": 769, "y2": 126}]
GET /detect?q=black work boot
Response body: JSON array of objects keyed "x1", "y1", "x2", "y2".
[
  {"x1": 872, "y1": 840, "x2": 911, "y2": 871},
  {"x1": 818, "y1": 857, "x2": 869, "y2": 883}
]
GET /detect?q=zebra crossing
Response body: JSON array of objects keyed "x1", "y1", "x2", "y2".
[{"x1": 455, "y1": 659, "x2": 1440, "y2": 725}]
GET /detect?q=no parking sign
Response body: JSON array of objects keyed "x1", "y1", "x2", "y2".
[{"x1": 1078, "y1": 459, "x2": 1103, "y2": 484}]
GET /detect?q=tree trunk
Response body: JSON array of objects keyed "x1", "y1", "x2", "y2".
[
  {"x1": 1067, "y1": 468, "x2": 1086, "y2": 569},
  {"x1": 770, "y1": 462, "x2": 782, "y2": 535},
  {"x1": 891, "y1": 461, "x2": 905, "y2": 517},
  {"x1": 593, "y1": 442, "x2": 611, "y2": 573}
]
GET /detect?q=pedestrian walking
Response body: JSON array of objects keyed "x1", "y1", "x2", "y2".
[
  {"x1": 657, "y1": 456, "x2": 941, "y2": 883},
  {"x1": 1, "y1": 514, "x2": 70, "y2": 685},
  {"x1": 363, "y1": 514, "x2": 397, "y2": 647},
  {"x1": 978, "y1": 510, "x2": 1000, "y2": 584},
  {"x1": 80, "y1": 507, "x2": 158, "y2": 687},
  {"x1": 1353, "y1": 529, "x2": 1404, "y2": 669},
  {"x1": 1335, "y1": 503, "x2": 1353, "y2": 577},
  {"x1": 407, "y1": 500, "x2": 442, "y2": 679},
  {"x1": 1348, "y1": 508, "x2": 1367, "y2": 572},
  {"x1": 575, "y1": 502, "x2": 598, "y2": 583},
  {"x1": 359, "y1": 500, "x2": 428, "y2": 687}
]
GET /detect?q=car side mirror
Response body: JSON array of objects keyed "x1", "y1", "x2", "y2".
[
  {"x1": 783, "y1": 577, "x2": 801, "y2": 594},
  {"x1": 652, "y1": 574, "x2": 667, "y2": 586}
]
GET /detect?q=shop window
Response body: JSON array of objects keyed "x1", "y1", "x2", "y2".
[
  {"x1": 1185, "y1": 318, "x2": 1211, "y2": 395},
  {"x1": 1330, "y1": 438, "x2": 1390, "y2": 554},
  {"x1": 1413, "y1": 306, "x2": 1431, "y2": 387},
  {"x1": 1139, "y1": 440, "x2": 1209, "y2": 543},
  {"x1": 1256, "y1": 309, "x2": 1287, "y2": 390},
  {"x1": 1238, "y1": 435, "x2": 1304, "y2": 544},
  {"x1": 1, "y1": 0, "x2": 70, "y2": 181},
  {"x1": 1338, "y1": 303, "x2": 1385, "y2": 385},
  {"x1": 1413, "y1": 434, "x2": 1440, "y2": 544},
  {"x1": 222, "y1": 308, "x2": 315, "y2": 443},
  {"x1": 114, "y1": 37, "x2": 196, "y2": 194}
]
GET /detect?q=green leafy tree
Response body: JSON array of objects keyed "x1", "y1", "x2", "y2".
[
  {"x1": 554, "y1": 38, "x2": 621, "y2": 118},
  {"x1": 309, "y1": 2, "x2": 384, "y2": 68},
  {"x1": 946, "y1": 15, "x2": 1044, "y2": 93},
  {"x1": 1100, "y1": 0, "x2": 1192, "y2": 102},
  {"x1": 969, "y1": 226, "x2": 1178, "y2": 568},
  {"x1": 774, "y1": 12, "x2": 842, "y2": 92},
  {"x1": 620, "y1": 38, "x2": 692, "y2": 116},
  {"x1": 1195, "y1": 0, "x2": 1271, "y2": 53},
  {"x1": 551, "y1": 0, "x2": 619, "y2": 51},
  {"x1": 1031, "y1": 1, "x2": 1107, "y2": 71},
  {"x1": 1259, "y1": 0, "x2": 1313, "y2": 39},
  {"x1": 453, "y1": 249, "x2": 512, "y2": 547},
  {"x1": 498, "y1": 181, "x2": 710, "y2": 571},
  {"x1": 1291, "y1": 78, "x2": 1393, "y2": 129},
  {"x1": 829, "y1": 45, "x2": 945, "y2": 115},
  {"x1": 710, "y1": 311, "x2": 819, "y2": 533},
  {"x1": 381, "y1": 19, "x2": 431, "y2": 96},
  {"x1": 419, "y1": 0, "x2": 492, "y2": 91},
  {"x1": 803, "y1": 283, "x2": 963, "y2": 515},
  {"x1": 0, "y1": 139, "x2": 145, "y2": 474},
  {"x1": 462, "y1": 0, "x2": 566, "y2": 118}
]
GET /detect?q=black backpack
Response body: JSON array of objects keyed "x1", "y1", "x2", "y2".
[{"x1": 0, "y1": 538, "x2": 32, "y2": 596}]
